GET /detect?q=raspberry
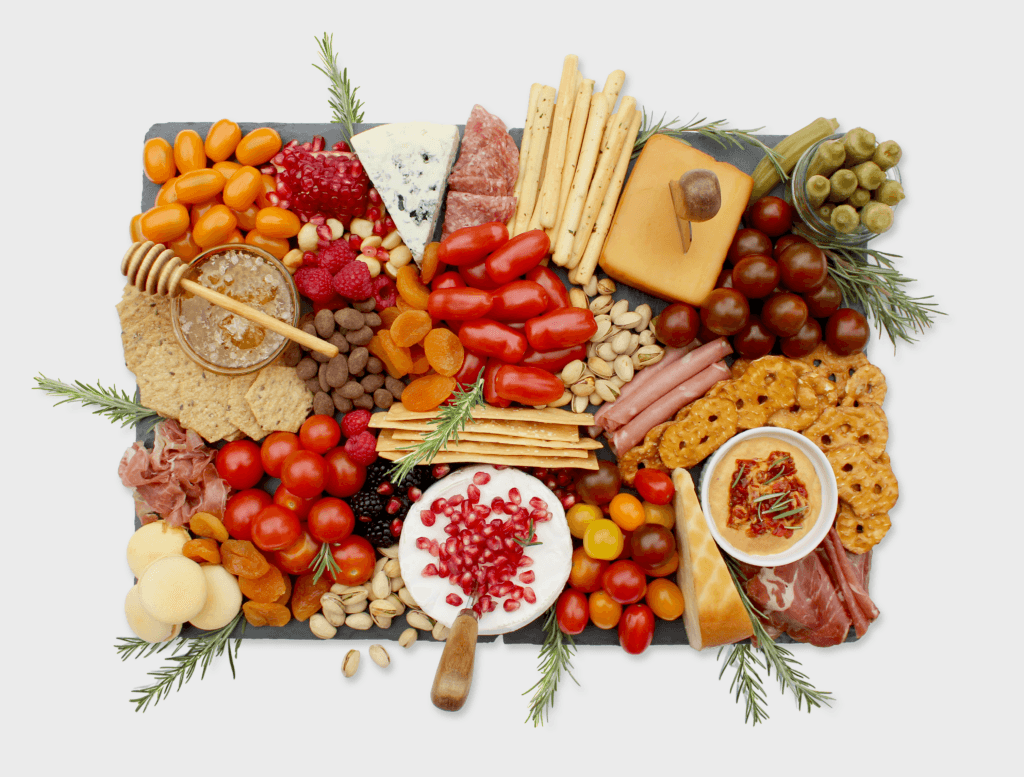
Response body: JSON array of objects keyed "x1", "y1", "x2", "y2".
[
  {"x1": 344, "y1": 431, "x2": 378, "y2": 466},
  {"x1": 317, "y1": 240, "x2": 358, "y2": 275},
  {"x1": 371, "y1": 275, "x2": 396, "y2": 309},
  {"x1": 341, "y1": 409, "x2": 372, "y2": 438},
  {"x1": 294, "y1": 267, "x2": 336, "y2": 303},
  {"x1": 332, "y1": 261, "x2": 373, "y2": 300},
  {"x1": 300, "y1": 250, "x2": 319, "y2": 268}
]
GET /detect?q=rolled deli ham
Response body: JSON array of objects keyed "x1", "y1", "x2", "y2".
[
  {"x1": 610, "y1": 360, "x2": 731, "y2": 455},
  {"x1": 593, "y1": 340, "x2": 699, "y2": 432},
  {"x1": 598, "y1": 337, "x2": 733, "y2": 434}
]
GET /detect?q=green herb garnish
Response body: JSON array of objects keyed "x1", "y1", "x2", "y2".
[
  {"x1": 731, "y1": 463, "x2": 746, "y2": 489},
  {"x1": 634, "y1": 111, "x2": 787, "y2": 185},
  {"x1": 314, "y1": 33, "x2": 365, "y2": 144},
  {"x1": 513, "y1": 518, "x2": 542, "y2": 549},
  {"x1": 387, "y1": 376, "x2": 485, "y2": 486},
  {"x1": 524, "y1": 606, "x2": 578, "y2": 727},
  {"x1": 310, "y1": 541, "x2": 342, "y2": 585},
  {"x1": 33, "y1": 375, "x2": 158, "y2": 430},
  {"x1": 115, "y1": 613, "x2": 245, "y2": 712},
  {"x1": 718, "y1": 561, "x2": 834, "y2": 724}
]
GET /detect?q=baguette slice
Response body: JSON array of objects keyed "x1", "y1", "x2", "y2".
[{"x1": 672, "y1": 468, "x2": 753, "y2": 650}]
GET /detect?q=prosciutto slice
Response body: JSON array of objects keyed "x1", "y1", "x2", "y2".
[{"x1": 118, "y1": 419, "x2": 229, "y2": 527}]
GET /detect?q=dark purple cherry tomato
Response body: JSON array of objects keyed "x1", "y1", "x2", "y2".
[
  {"x1": 701, "y1": 288, "x2": 750, "y2": 336},
  {"x1": 780, "y1": 317, "x2": 823, "y2": 358},
  {"x1": 731, "y1": 254, "x2": 781, "y2": 299},
  {"x1": 727, "y1": 228, "x2": 773, "y2": 265},
  {"x1": 654, "y1": 302, "x2": 700, "y2": 347},
  {"x1": 803, "y1": 275, "x2": 843, "y2": 319},
  {"x1": 731, "y1": 315, "x2": 776, "y2": 358},
  {"x1": 524, "y1": 307, "x2": 597, "y2": 351},
  {"x1": 716, "y1": 268, "x2": 734, "y2": 289},
  {"x1": 459, "y1": 319, "x2": 527, "y2": 362},
  {"x1": 485, "y1": 230, "x2": 550, "y2": 284},
  {"x1": 427, "y1": 287, "x2": 494, "y2": 321},
  {"x1": 825, "y1": 308, "x2": 870, "y2": 355},
  {"x1": 524, "y1": 265, "x2": 572, "y2": 312},
  {"x1": 489, "y1": 280, "x2": 549, "y2": 321},
  {"x1": 437, "y1": 221, "x2": 508, "y2": 266},
  {"x1": 629, "y1": 524, "x2": 676, "y2": 568},
  {"x1": 748, "y1": 196, "x2": 793, "y2": 237},
  {"x1": 574, "y1": 460, "x2": 621, "y2": 505},
  {"x1": 778, "y1": 243, "x2": 828, "y2": 293},
  {"x1": 773, "y1": 233, "x2": 809, "y2": 260},
  {"x1": 521, "y1": 343, "x2": 588, "y2": 372},
  {"x1": 494, "y1": 365, "x2": 564, "y2": 406},
  {"x1": 761, "y1": 292, "x2": 809, "y2": 337}
]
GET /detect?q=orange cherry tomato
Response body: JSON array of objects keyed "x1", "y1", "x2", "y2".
[
  {"x1": 173, "y1": 129, "x2": 206, "y2": 174},
  {"x1": 175, "y1": 169, "x2": 226, "y2": 205},
  {"x1": 232, "y1": 203, "x2": 259, "y2": 231},
  {"x1": 642, "y1": 501, "x2": 675, "y2": 530},
  {"x1": 609, "y1": 493, "x2": 645, "y2": 531},
  {"x1": 129, "y1": 213, "x2": 144, "y2": 242},
  {"x1": 566, "y1": 503, "x2": 602, "y2": 539},
  {"x1": 223, "y1": 229, "x2": 245, "y2": 244},
  {"x1": 140, "y1": 203, "x2": 189, "y2": 243},
  {"x1": 223, "y1": 166, "x2": 263, "y2": 211},
  {"x1": 589, "y1": 590, "x2": 622, "y2": 630},
  {"x1": 194, "y1": 204, "x2": 239, "y2": 248},
  {"x1": 190, "y1": 198, "x2": 221, "y2": 227},
  {"x1": 167, "y1": 230, "x2": 201, "y2": 261},
  {"x1": 569, "y1": 546, "x2": 608, "y2": 593},
  {"x1": 235, "y1": 127, "x2": 282, "y2": 166},
  {"x1": 143, "y1": 137, "x2": 175, "y2": 183},
  {"x1": 646, "y1": 578, "x2": 685, "y2": 621},
  {"x1": 155, "y1": 177, "x2": 180, "y2": 207},
  {"x1": 204, "y1": 119, "x2": 242, "y2": 163},
  {"x1": 212, "y1": 160, "x2": 241, "y2": 179},
  {"x1": 245, "y1": 229, "x2": 289, "y2": 259},
  {"x1": 255, "y1": 206, "x2": 301, "y2": 238}
]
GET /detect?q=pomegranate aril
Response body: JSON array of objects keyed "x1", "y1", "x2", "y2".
[
  {"x1": 529, "y1": 496, "x2": 547, "y2": 510},
  {"x1": 523, "y1": 587, "x2": 537, "y2": 604},
  {"x1": 432, "y1": 464, "x2": 451, "y2": 479},
  {"x1": 386, "y1": 497, "x2": 403, "y2": 515},
  {"x1": 509, "y1": 586, "x2": 524, "y2": 601},
  {"x1": 508, "y1": 488, "x2": 522, "y2": 505},
  {"x1": 429, "y1": 541, "x2": 439, "y2": 557},
  {"x1": 519, "y1": 570, "x2": 536, "y2": 584},
  {"x1": 473, "y1": 472, "x2": 492, "y2": 486},
  {"x1": 519, "y1": 555, "x2": 534, "y2": 567},
  {"x1": 416, "y1": 537, "x2": 431, "y2": 551},
  {"x1": 422, "y1": 564, "x2": 438, "y2": 577},
  {"x1": 438, "y1": 561, "x2": 449, "y2": 577},
  {"x1": 449, "y1": 494, "x2": 464, "y2": 506},
  {"x1": 366, "y1": 207, "x2": 380, "y2": 222},
  {"x1": 446, "y1": 594, "x2": 463, "y2": 607},
  {"x1": 504, "y1": 599, "x2": 521, "y2": 613},
  {"x1": 467, "y1": 484, "x2": 480, "y2": 503},
  {"x1": 560, "y1": 493, "x2": 577, "y2": 510},
  {"x1": 491, "y1": 497, "x2": 505, "y2": 512},
  {"x1": 408, "y1": 486, "x2": 422, "y2": 502},
  {"x1": 376, "y1": 482, "x2": 394, "y2": 496},
  {"x1": 431, "y1": 498, "x2": 448, "y2": 512},
  {"x1": 420, "y1": 509, "x2": 436, "y2": 527}
]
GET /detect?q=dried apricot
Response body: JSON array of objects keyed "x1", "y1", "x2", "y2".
[
  {"x1": 243, "y1": 601, "x2": 291, "y2": 627},
  {"x1": 408, "y1": 345, "x2": 431, "y2": 375},
  {"x1": 379, "y1": 306, "x2": 402, "y2": 328},
  {"x1": 275, "y1": 572, "x2": 293, "y2": 606},
  {"x1": 368, "y1": 331, "x2": 413, "y2": 378},
  {"x1": 291, "y1": 572, "x2": 333, "y2": 622},
  {"x1": 390, "y1": 310, "x2": 432, "y2": 347},
  {"x1": 238, "y1": 564, "x2": 288, "y2": 603},
  {"x1": 190, "y1": 512, "x2": 230, "y2": 541},
  {"x1": 182, "y1": 538, "x2": 220, "y2": 565},
  {"x1": 420, "y1": 242, "x2": 443, "y2": 285},
  {"x1": 403, "y1": 374, "x2": 457, "y2": 412},
  {"x1": 423, "y1": 328, "x2": 465, "y2": 377},
  {"x1": 396, "y1": 265, "x2": 430, "y2": 310},
  {"x1": 395, "y1": 296, "x2": 416, "y2": 314},
  {"x1": 221, "y1": 540, "x2": 271, "y2": 579}
]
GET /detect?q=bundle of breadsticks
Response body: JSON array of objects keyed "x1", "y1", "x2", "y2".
[{"x1": 509, "y1": 55, "x2": 641, "y2": 287}]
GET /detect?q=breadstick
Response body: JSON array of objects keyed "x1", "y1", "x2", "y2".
[
  {"x1": 568, "y1": 97, "x2": 636, "y2": 270},
  {"x1": 549, "y1": 78, "x2": 594, "y2": 242},
  {"x1": 550, "y1": 93, "x2": 611, "y2": 266},
  {"x1": 571, "y1": 110, "x2": 642, "y2": 285},
  {"x1": 513, "y1": 85, "x2": 555, "y2": 236},
  {"x1": 602, "y1": 70, "x2": 625, "y2": 111},
  {"x1": 509, "y1": 83, "x2": 542, "y2": 234},
  {"x1": 536, "y1": 54, "x2": 579, "y2": 229}
]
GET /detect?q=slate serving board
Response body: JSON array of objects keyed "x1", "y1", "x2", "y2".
[{"x1": 135, "y1": 122, "x2": 850, "y2": 645}]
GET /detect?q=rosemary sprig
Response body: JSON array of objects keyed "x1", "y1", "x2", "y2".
[
  {"x1": 523, "y1": 606, "x2": 578, "y2": 726},
  {"x1": 313, "y1": 33, "x2": 365, "y2": 144},
  {"x1": 718, "y1": 560, "x2": 834, "y2": 723},
  {"x1": 634, "y1": 111, "x2": 787, "y2": 184},
  {"x1": 33, "y1": 375, "x2": 158, "y2": 430},
  {"x1": 387, "y1": 376, "x2": 485, "y2": 486},
  {"x1": 513, "y1": 518, "x2": 542, "y2": 549},
  {"x1": 115, "y1": 613, "x2": 245, "y2": 712},
  {"x1": 310, "y1": 541, "x2": 341, "y2": 585},
  {"x1": 797, "y1": 230, "x2": 944, "y2": 349}
]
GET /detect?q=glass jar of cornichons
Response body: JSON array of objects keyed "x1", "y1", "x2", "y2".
[
  {"x1": 787, "y1": 131, "x2": 903, "y2": 248},
  {"x1": 171, "y1": 244, "x2": 300, "y2": 375}
]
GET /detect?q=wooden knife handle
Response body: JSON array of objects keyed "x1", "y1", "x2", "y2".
[{"x1": 430, "y1": 610, "x2": 479, "y2": 712}]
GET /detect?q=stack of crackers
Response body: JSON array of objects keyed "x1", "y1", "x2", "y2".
[
  {"x1": 116, "y1": 285, "x2": 312, "y2": 442},
  {"x1": 370, "y1": 403, "x2": 601, "y2": 470},
  {"x1": 618, "y1": 345, "x2": 897, "y2": 554}
]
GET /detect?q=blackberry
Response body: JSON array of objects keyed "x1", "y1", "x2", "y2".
[
  {"x1": 364, "y1": 460, "x2": 392, "y2": 492},
  {"x1": 349, "y1": 490, "x2": 386, "y2": 520},
  {"x1": 364, "y1": 515, "x2": 395, "y2": 548},
  {"x1": 399, "y1": 465, "x2": 434, "y2": 490}
]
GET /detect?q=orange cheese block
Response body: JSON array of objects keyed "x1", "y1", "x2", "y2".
[{"x1": 599, "y1": 134, "x2": 753, "y2": 306}]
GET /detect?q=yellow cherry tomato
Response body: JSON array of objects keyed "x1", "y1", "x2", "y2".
[
  {"x1": 609, "y1": 493, "x2": 645, "y2": 531},
  {"x1": 642, "y1": 501, "x2": 675, "y2": 530},
  {"x1": 583, "y1": 519, "x2": 624, "y2": 561},
  {"x1": 567, "y1": 503, "x2": 603, "y2": 539}
]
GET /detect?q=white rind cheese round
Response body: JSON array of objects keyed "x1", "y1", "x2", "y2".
[{"x1": 399, "y1": 465, "x2": 572, "y2": 636}]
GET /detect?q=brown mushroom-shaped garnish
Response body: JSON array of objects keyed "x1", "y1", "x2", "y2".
[{"x1": 668, "y1": 169, "x2": 722, "y2": 253}]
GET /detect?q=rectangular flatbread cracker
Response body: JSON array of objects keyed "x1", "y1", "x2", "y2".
[
  {"x1": 377, "y1": 448, "x2": 598, "y2": 470},
  {"x1": 375, "y1": 429, "x2": 589, "y2": 459},
  {"x1": 382, "y1": 402, "x2": 593, "y2": 426},
  {"x1": 388, "y1": 429, "x2": 603, "y2": 450},
  {"x1": 369, "y1": 415, "x2": 581, "y2": 443}
]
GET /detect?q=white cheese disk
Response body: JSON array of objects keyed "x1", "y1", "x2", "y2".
[
  {"x1": 399, "y1": 465, "x2": 572, "y2": 636},
  {"x1": 350, "y1": 122, "x2": 459, "y2": 261}
]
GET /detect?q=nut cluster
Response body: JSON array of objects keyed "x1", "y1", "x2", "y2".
[
  {"x1": 557, "y1": 275, "x2": 664, "y2": 412},
  {"x1": 284, "y1": 218, "x2": 412, "y2": 280}
]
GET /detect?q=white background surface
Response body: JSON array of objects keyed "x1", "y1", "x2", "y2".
[{"x1": 3, "y1": 1, "x2": 1018, "y2": 773}]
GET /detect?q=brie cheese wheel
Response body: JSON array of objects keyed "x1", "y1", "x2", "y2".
[
  {"x1": 350, "y1": 122, "x2": 459, "y2": 261},
  {"x1": 399, "y1": 465, "x2": 572, "y2": 636}
]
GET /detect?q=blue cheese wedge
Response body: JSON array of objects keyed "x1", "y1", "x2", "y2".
[{"x1": 350, "y1": 123, "x2": 459, "y2": 262}]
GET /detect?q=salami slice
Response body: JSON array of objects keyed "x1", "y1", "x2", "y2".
[
  {"x1": 441, "y1": 192, "x2": 517, "y2": 238},
  {"x1": 447, "y1": 170, "x2": 513, "y2": 197}
]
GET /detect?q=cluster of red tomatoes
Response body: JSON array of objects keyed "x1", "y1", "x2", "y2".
[
  {"x1": 555, "y1": 463, "x2": 683, "y2": 654},
  {"x1": 428, "y1": 222, "x2": 595, "y2": 407},
  {"x1": 654, "y1": 196, "x2": 870, "y2": 359},
  {"x1": 215, "y1": 415, "x2": 376, "y2": 586}
]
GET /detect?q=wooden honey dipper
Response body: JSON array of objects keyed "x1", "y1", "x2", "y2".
[{"x1": 120, "y1": 241, "x2": 338, "y2": 358}]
